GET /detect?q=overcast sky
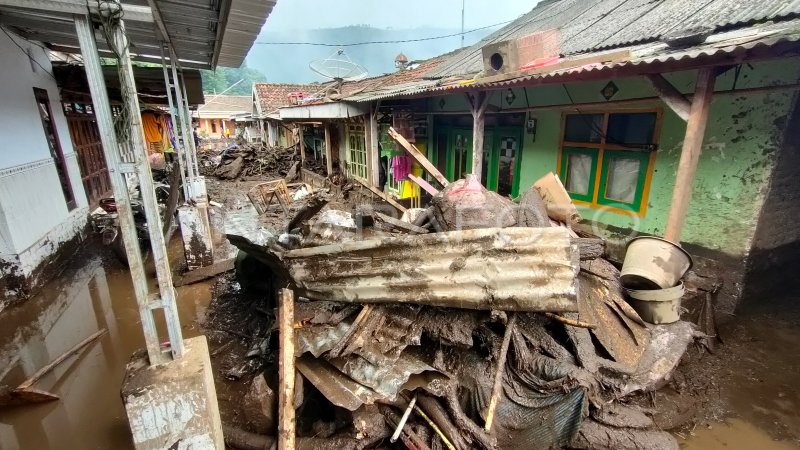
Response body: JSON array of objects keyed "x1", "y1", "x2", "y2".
[{"x1": 263, "y1": 0, "x2": 537, "y2": 32}]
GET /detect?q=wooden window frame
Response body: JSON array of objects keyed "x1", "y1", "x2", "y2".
[
  {"x1": 556, "y1": 108, "x2": 662, "y2": 216},
  {"x1": 34, "y1": 87, "x2": 77, "y2": 211},
  {"x1": 345, "y1": 124, "x2": 368, "y2": 181}
]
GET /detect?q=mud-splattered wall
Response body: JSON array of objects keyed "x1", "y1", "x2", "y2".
[
  {"x1": 511, "y1": 58, "x2": 800, "y2": 258},
  {"x1": 424, "y1": 58, "x2": 800, "y2": 257}
]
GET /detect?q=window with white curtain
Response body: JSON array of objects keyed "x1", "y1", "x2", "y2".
[{"x1": 559, "y1": 111, "x2": 659, "y2": 214}]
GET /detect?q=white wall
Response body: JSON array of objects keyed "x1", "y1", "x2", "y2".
[{"x1": 0, "y1": 30, "x2": 87, "y2": 262}]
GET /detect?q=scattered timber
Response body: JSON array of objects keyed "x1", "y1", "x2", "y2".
[{"x1": 0, "y1": 329, "x2": 107, "y2": 407}]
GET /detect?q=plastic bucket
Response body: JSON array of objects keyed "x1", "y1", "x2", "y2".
[
  {"x1": 620, "y1": 236, "x2": 693, "y2": 289},
  {"x1": 625, "y1": 282, "x2": 685, "y2": 324}
]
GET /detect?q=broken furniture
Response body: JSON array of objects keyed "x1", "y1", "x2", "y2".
[{"x1": 248, "y1": 179, "x2": 293, "y2": 215}]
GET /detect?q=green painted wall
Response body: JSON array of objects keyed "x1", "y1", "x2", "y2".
[{"x1": 426, "y1": 58, "x2": 800, "y2": 257}]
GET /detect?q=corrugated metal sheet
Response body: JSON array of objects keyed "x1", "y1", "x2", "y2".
[
  {"x1": 283, "y1": 227, "x2": 580, "y2": 312},
  {"x1": 385, "y1": 23, "x2": 800, "y2": 100},
  {"x1": 478, "y1": 25, "x2": 800, "y2": 89},
  {"x1": 0, "y1": 0, "x2": 274, "y2": 69},
  {"x1": 426, "y1": 0, "x2": 800, "y2": 79},
  {"x1": 425, "y1": 0, "x2": 589, "y2": 79},
  {"x1": 344, "y1": 79, "x2": 441, "y2": 102}
]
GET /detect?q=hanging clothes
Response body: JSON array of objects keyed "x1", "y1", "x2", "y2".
[
  {"x1": 391, "y1": 155, "x2": 411, "y2": 182},
  {"x1": 142, "y1": 111, "x2": 166, "y2": 153}
]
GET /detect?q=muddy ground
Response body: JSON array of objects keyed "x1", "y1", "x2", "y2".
[{"x1": 0, "y1": 176, "x2": 797, "y2": 448}]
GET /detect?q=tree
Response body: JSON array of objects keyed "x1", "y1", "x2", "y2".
[{"x1": 201, "y1": 61, "x2": 267, "y2": 95}]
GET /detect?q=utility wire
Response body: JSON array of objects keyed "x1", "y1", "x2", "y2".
[
  {"x1": 255, "y1": 20, "x2": 512, "y2": 47},
  {"x1": 0, "y1": 26, "x2": 58, "y2": 82}
]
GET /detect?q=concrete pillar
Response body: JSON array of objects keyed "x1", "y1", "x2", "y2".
[{"x1": 122, "y1": 336, "x2": 224, "y2": 449}]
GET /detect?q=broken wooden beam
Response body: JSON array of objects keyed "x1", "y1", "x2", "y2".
[
  {"x1": 664, "y1": 67, "x2": 717, "y2": 242},
  {"x1": 1, "y1": 328, "x2": 107, "y2": 407},
  {"x1": 407, "y1": 173, "x2": 440, "y2": 196},
  {"x1": 354, "y1": 177, "x2": 408, "y2": 213},
  {"x1": 173, "y1": 257, "x2": 235, "y2": 287},
  {"x1": 388, "y1": 127, "x2": 450, "y2": 188},
  {"x1": 373, "y1": 211, "x2": 429, "y2": 234},
  {"x1": 645, "y1": 74, "x2": 691, "y2": 121},
  {"x1": 484, "y1": 313, "x2": 516, "y2": 432},
  {"x1": 278, "y1": 289, "x2": 296, "y2": 450}
]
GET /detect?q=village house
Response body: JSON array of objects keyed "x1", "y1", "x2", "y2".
[
  {"x1": 0, "y1": 28, "x2": 90, "y2": 308},
  {"x1": 193, "y1": 94, "x2": 252, "y2": 140},
  {"x1": 253, "y1": 82, "x2": 321, "y2": 147},
  {"x1": 278, "y1": 0, "x2": 800, "y2": 317}
]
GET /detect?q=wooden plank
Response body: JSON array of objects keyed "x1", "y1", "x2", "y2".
[
  {"x1": 354, "y1": 177, "x2": 408, "y2": 213},
  {"x1": 644, "y1": 74, "x2": 691, "y2": 121},
  {"x1": 17, "y1": 329, "x2": 107, "y2": 390},
  {"x1": 484, "y1": 313, "x2": 517, "y2": 431},
  {"x1": 0, "y1": 387, "x2": 60, "y2": 407},
  {"x1": 407, "y1": 173, "x2": 439, "y2": 196},
  {"x1": 278, "y1": 289, "x2": 296, "y2": 450},
  {"x1": 388, "y1": 127, "x2": 450, "y2": 188},
  {"x1": 173, "y1": 257, "x2": 235, "y2": 287},
  {"x1": 664, "y1": 68, "x2": 717, "y2": 242},
  {"x1": 374, "y1": 211, "x2": 430, "y2": 234},
  {"x1": 324, "y1": 125, "x2": 333, "y2": 176},
  {"x1": 298, "y1": 125, "x2": 306, "y2": 167}
]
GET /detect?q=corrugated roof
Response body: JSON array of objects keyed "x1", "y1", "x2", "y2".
[
  {"x1": 195, "y1": 95, "x2": 252, "y2": 117},
  {"x1": 0, "y1": 0, "x2": 276, "y2": 69},
  {"x1": 427, "y1": 0, "x2": 800, "y2": 79},
  {"x1": 437, "y1": 22, "x2": 800, "y2": 92},
  {"x1": 254, "y1": 83, "x2": 323, "y2": 116}
]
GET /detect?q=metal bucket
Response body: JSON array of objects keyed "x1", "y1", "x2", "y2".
[
  {"x1": 625, "y1": 282, "x2": 685, "y2": 324},
  {"x1": 620, "y1": 236, "x2": 693, "y2": 289}
]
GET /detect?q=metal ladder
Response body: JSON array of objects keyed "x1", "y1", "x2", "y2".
[{"x1": 76, "y1": 14, "x2": 184, "y2": 365}]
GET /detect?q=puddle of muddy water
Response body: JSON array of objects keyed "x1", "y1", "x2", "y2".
[
  {"x1": 0, "y1": 245, "x2": 213, "y2": 450},
  {"x1": 681, "y1": 418, "x2": 799, "y2": 450}
]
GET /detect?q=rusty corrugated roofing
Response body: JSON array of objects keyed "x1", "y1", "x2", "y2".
[
  {"x1": 253, "y1": 82, "x2": 324, "y2": 116},
  {"x1": 282, "y1": 227, "x2": 580, "y2": 312}
]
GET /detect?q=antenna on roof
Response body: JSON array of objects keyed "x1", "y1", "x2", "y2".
[{"x1": 309, "y1": 49, "x2": 368, "y2": 91}]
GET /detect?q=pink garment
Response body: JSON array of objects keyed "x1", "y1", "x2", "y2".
[{"x1": 391, "y1": 155, "x2": 411, "y2": 182}]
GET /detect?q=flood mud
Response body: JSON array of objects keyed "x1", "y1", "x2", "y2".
[{"x1": 0, "y1": 241, "x2": 213, "y2": 450}]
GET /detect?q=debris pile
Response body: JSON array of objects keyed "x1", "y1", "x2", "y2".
[
  {"x1": 218, "y1": 166, "x2": 699, "y2": 450},
  {"x1": 199, "y1": 142, "x2": 301, "y2": 180}
]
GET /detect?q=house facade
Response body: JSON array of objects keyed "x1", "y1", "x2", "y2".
[
  {"x1": 193, "y1": 95, "x2": 252, "y2": 140},
  {"x1": 0, "y1": 29, "x2": 89, "y2": 308},
  {"x1": 278, "y1": 1, "x2": 800, "y2": 316},
  {"x1": 253, "y1": 83, "x2": 320, "y2": 147}
]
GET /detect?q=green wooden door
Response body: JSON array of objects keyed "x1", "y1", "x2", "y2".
[{"x1": 436, "y1": 126, "x2": 523, "y2": 197}]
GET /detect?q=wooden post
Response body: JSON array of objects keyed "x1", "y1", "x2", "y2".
[
  {"x1": 469, "y1": 91, "x2": 491, "y2": 183},
  {"x1": 298, "y1": 125, "x2": 306, "y2": 168},
  {"x1": 278, "y1": 288, "x2": 296, "y2": 450},
  {"x1": 369, "y1": 104, "x2": 381, "y2": 188},
  {"x1": 645, "y1": 74, "x2": 691, "y2": 121},
  {"x1": 664, "y1": 68, "x2": 717, "y2": 242},
  {"x1": 324, "y1": 124, "x2": 333, "y2": 176}
]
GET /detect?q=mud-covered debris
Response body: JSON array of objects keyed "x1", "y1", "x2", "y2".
[
  {"x1": 431, "y1": 174, "x2": 517, "y2": 231},
  {"x1": 242, "y1": 374, "x2": 276, "y2": 432}
]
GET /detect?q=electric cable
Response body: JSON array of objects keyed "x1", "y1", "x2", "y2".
[{"x1": 255, "y1": 20, "x2": 513, "y2": 47}]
